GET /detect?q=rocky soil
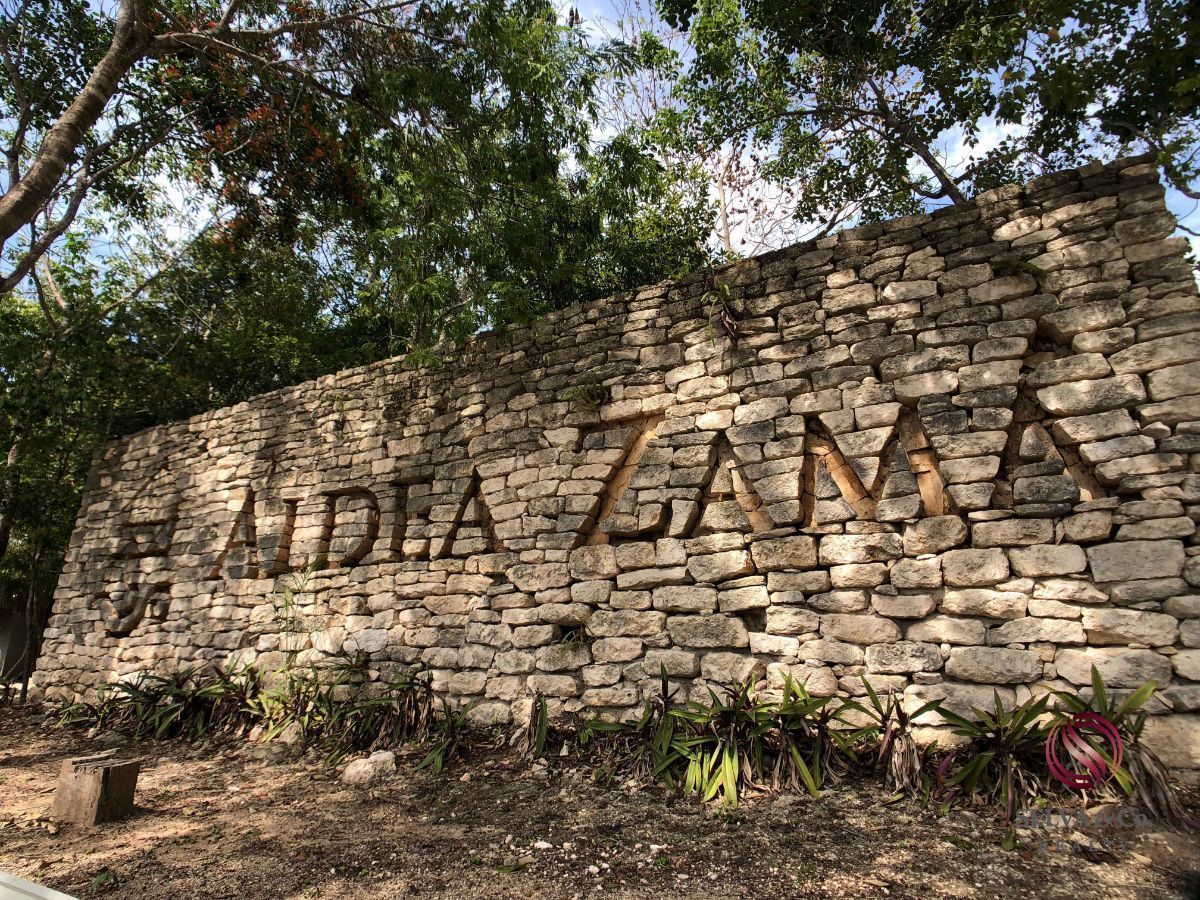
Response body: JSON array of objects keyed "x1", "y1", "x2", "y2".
[{"x1": 2, "y1": 706, "x2": 1198, "y2": 900}]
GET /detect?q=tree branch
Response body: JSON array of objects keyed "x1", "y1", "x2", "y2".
[{"x1": 0, "y1": 0, "x2": 152, "y2": 255}]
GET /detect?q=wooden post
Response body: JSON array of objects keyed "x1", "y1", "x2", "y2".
[{"x1": 50, "y1": 751, "x2": 140, "y2": 826}]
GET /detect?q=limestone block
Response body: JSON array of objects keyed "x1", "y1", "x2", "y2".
[
  {"x1": 890, "y1": 557, "x2": 943, "y2": 590},
  {"x1": 1141, "y1": 715, "x2": 1200, "y2": 769},
  {"x1": 865, "y1": 641, "x2": 941, "y2": 674},
  {"x1": 591, "y1": 637, "x2": 643, "y2": 663},
  {"x1": 1078, "y1": 435, "x2": 1156, "y2": 464},
  {"x1": 718, "y1": 585, "x2": 770, "y2": 612},
  {"x1": 526, "y1": 674, "x2": 580, "y2": 697},
  {"x1": 512, "y1": 625, "x2": 557, "y2": 649},
  {"x1": 942, "y1": 548, "x2": 1009, "y2": 586},
  {"x1": 1027, "y1": 353, "x2": 1111, "y2": 388},
  {"x1": 1081, "y1": 608, "x2": 1179, "y2": 646},
  {"x1": 535, "y1": 642, "x2": 591, "y2": 672},
  {"x1": 687, "y1": 550, "x2": 754, "y2": 584},
  {"x1": 871, "y1": 593, "x2": 936, "y2": 619},
  {"x1": 1181, "y1": 619, "x2": 1200, "y2": 648},
  {"x1": 569, "y1": 545, "x2": 618, "y2": 580},
  {"x1": 945, "y1": 647, "x2": 1042, "y2": 683},
  {"x1": 749, "y1": 536, "x2": 818, "y2": 571},
  {"x1": 1040, "y1": 300, "x2": 1125, "y2": 342},
  {"x1": 1035, "y1": 375, "x2": 1146, "y2": 416},
  {"x1": 1054, "y1": 647, "x2": 1172, "y2": 687},
  {"x1": 988, "y1": 617, "x2": 1085, "y2": 645},
  {"x1": 1110, "y1": 332, "x2": 1200, "y2": 375},
  {"x1": 941, "y1": 589, "x2": 1028, "y2": 620},
  {"x1": 818, "y1": 533, "x2": 904, "y2": 565},
  {"x1": 1032, "y1": 578, "x2": 1107, "y2": 604},
  {"x1": 972, "y1": 518, "x2": 1055, "y2": 548},
  {"x1": 830, "y1": 563, "x2": 888, "y2": 588},
  {"x1": 798, "y1": 639, "x2": 864, "y2": 664},
  {"x1": 820, "y1": 613, "x2": 902, "y2": 645},
  {"x1": 765, "y1": 607, "x2": 821, "y2": 635},
  {"x1": 1050, "y1": 410, "x2": 1138, "y2": 445},
  {"x1": 586, "y1": 611, "x2": 666, "y2": 638},
  {"x1": 903, "y1": 516, "x2": 968, "y2": 555},
  {"x1": 1007, "y1": 544, "x2": 1087, "y2": 577},
  {"x1": 508, "y1": 563, "x2": 570, "y2": 592},
  {"x1": 1173, "y1": 650, "x2": 1200, "y2": 681},
  {"x1": 700, "y1": 652, "x2": 763, "y2": 683},
  {"x1": 667, "y1": 614, "x2": 750, "y2": 648},
  {"x1": 652, "y1": 585, "x2": 718, "y2": 613},
  {"x1": 643, "y1": 648, "x2": 699, "y2": 677},
  {"x1": 906, "y1": 615, "x2": 987, "y2": 645},
  {"x1": 1086, "y1": 540, "x2": 1185, "y2": 582},
  {"x1": 1147, "y1": 360, "x2": 1200, "y2": 402}
]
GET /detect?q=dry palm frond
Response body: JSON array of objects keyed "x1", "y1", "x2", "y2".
[{"x1": 1125, "y1": 742, "x2": 1189, "y2": 828}]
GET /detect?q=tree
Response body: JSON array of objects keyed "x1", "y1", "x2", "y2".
[
  {"x1": 656, "y1": 0, "x2": 1200, "y2": 226},
  {"x1": 595, "y1": 0, "x2": 822, "y2": 258},
  {"x1": 0, "y1": 0, "x2": 712, "y2": 644},
  {"x1": 0, "y1": 0, "x2": 452, "y2": 293}
]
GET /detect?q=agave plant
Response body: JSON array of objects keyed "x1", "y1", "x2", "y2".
[
  {"x1": 516, "y1": 694, "x2": 550, "y2": 760},
  {"x1": 671, "y1": 679, "x2": 775, "y2": 807},
  {"x1": 578, "y1": 666, "x2": 686, "y2": 787},
  {"x1": 1048, "y1": 666, "x2": 1188, "y2": 827},
  {"x1": 418, "y1": 698, "x2": 477, "y2": 774},
  {"x1": 850, "y1": 677, "x2": 942, "y2": 797},
  {"x1": 938, "y1": 691, "x2": 1053, "y2": 824}
]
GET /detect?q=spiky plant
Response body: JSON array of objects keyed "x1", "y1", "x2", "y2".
[
  {"x1": 850, "y1": 677, "x2": 942, "y2": 797},
  {"x1": 938, "y1": 691, "x2": 1053, "y2": 824},
  {"x1": 671, "y1": 679, "x2": 774, "y2": 806},
  {"x1": 1049, "y1": 666, "x2": 1188, "y2": 827},
  {"x1": 579, "y1": 666, "x2": 685, "y2": 787},
  {"x1": 771, "y1": 674, "x2": 863, "y2": 796},
  {"x1": 419, "y1": 698, "x2": 476, "y2": 773}
]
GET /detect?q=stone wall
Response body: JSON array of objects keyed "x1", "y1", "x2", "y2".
[{"x1": 31, "y1": 156, "x2": 1200, "y2": 768}]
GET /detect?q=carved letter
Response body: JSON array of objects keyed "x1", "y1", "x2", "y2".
[
  {"x1": 94, "y1": 582, "x2": 171, "y2": 637},
  {"x1": 435, "y1": 474, "x2": 499, "y2": 558},
  {"x1": 210, "y1": 489, "x2": 258, "y2": 579},
  {"x1": 313, "y1": 488, "x2": 380, "y2": 569},
  {"x1": 261, "y1": 498, "x2": 300, "y2": 577}
]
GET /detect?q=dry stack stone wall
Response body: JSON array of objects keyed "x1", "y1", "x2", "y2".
[{"x1": 32, "y1": 157, "x2": 1200, "y2": 768}]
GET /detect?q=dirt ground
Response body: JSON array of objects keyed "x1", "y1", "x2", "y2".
[{"x1": 1, "y1": 705, "x2": 1198, "y2": 900}]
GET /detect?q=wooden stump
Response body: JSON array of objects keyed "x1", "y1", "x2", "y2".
[{"x1": 50, "y1": 751, "x2": 140, "y2": 826}]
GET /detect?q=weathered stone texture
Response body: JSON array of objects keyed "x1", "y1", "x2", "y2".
[{"x1": 32, "y1": 157, "x2": 1200, "y2": 769}]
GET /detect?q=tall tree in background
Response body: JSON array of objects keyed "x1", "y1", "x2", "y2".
[
  {"x1": 656, "y1": 0, "x2": 1200, "y2": 226},
  {"x1": 597, "y1": 0, "x2": 821, "y2": 257},
  {"x1": 0, "y1": 0, "x2": 710, "y2": 689}
]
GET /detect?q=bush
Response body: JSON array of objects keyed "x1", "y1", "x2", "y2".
[
  {"x1": 1047, "y1": 666, "x2": 1187, "y2": 826},
  {"x1": 580, "y1": 673, "x2": 871, "y2": 807},
  {"x1": 55, "y1": 660, "x2": 1187, "y2": 829}
]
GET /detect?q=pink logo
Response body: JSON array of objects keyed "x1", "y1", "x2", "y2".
[{"x1": 1045, "y1": 712, "x2": 1123, "y2": 789}]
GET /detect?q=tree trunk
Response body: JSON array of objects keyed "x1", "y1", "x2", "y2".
[
  {"x1": 0, "y1": 437, "x2": 21, "y2": 565},
  {"x1": 0, "y1": 342, "x2": 58, "y2": 564},
  {"x1": 866, "y1": 80, "x2": 969, "y2": 206},
  {"x1": 0, "y1": 0, "x2": 151, "y2": 253},
  {"x1": 18, "y1": 538, "x2": 44, "y2": 704}
]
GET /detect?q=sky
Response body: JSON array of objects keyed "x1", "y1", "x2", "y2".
[
  {"x1": 39, "y1": 0, "x2": 1200, "y2": 273},
  {"x1": 570, "y1": 0, "x2": 1200, "y2": 260}
]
